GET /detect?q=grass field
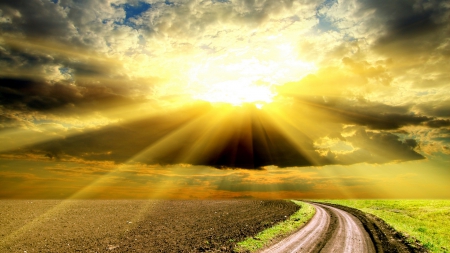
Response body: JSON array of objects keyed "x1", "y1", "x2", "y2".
[
  {"x1": 234, "y1": 200, "x2": 315, "y2": 252},
  {"x1": 320, "y1": 200, "x2": 450, "y2": 253}
]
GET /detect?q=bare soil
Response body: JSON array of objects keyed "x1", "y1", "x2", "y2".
[{"x1": 0, "y1": 200, "x2": 299, "y2": 253}]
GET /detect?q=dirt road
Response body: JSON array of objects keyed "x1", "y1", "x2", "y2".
[
  {"x1": 261, "y1": 202, "x2": 429, "y2": 253},
  {"x1": 261, "y1": 203, "x2": 375, "y2": 253}
]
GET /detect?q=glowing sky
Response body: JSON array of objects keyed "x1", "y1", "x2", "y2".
[{"x1": 0, "y1": 0, "x2": 449, "y2": 199}]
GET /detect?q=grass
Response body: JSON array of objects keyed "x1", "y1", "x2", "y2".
[
  {"x1": 234, "y1": 200, "x2": 315, "y2": 252},
  {"x1": 319, "y1": 200, "x2": 450, "y2": 253}
]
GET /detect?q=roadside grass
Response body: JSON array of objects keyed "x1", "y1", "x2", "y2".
[
  {"x1": 319, "y1": 200, "x2": 450, "y2": 253},
  {"x1": 234, "y1": 200, "x2": 315, "y2": 253}
]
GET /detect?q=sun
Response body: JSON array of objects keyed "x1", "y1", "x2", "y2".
[
  {"x1": 187, "y1": 44, "x2": 316, "y2": 108},
  {"x1": 193, "y1": 78, "x2": 275, "y2": 108},
  {"x1": 188, "y1": 56, "x2": 277, "y2": 108}
]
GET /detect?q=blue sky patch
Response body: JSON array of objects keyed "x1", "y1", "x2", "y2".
[
  {"x1": 123, "y1": 2, "x2": 152, "y2": 20},
  {"x1": 316, "y1": 16, "x2": 339, "y2": 32},
  {"x1": 165, "y1": 1, "x2": 175, "y2": 6},
  {"x1": 315, "y1": 0, "x2": 339, "y2": 33}
]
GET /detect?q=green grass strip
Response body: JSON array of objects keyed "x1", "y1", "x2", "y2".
[
  {"x1": 234, "y1": 200, "x2": 315, "y2": 253},
  {"x1": 319, "y1": 200, "x2": 450, "y2": 253}
]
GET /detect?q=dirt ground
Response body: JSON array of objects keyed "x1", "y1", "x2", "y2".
[{"x1": 0, "y1": 200, "x2": 299, "y2": 252}]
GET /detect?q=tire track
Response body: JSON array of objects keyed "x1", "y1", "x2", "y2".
[{"x1": 260, "y1": 203, "x2": 376, "y2": 253}]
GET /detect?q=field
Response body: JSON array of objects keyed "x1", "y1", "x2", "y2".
[
  {"x1": 320, "y1": 200, "x2": 450, "y2": 253},
  {"x1": 0, "y1": 200, "x2": 299, "y2": 252}
]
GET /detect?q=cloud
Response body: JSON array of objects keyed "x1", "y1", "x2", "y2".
[
  {"x1": 0, "y1": 77, "x2": 145, "y2": 115},
  {"x1": 131, "y1": 0, "x2": 315, "y2": 37},
  {"x1": 314, "y1": 126, "x2": 425, "y2": 165},
  {"x1": 0, "y1": 0, "x2": 317, "y2": 115},
  {"x1": 327, "y1": 105, "x2": 429, "y2": 130},
  {"x1": 317, "y1": 0, "x2": 450, "y2": 97},
  {"x1": 0, "y1": 0, "x2": 448, "y2": 172},
  {"x1": 12, "y1": 104, "x2": 316, "y2": 169},
  {"x1": 3, "y1": 103, "x2": 429, "y2": 169},
  {"x1": 358, "y1": 0, "x2": 449, "y2": 55},
  {"x1": 410, "y1": 127, "x2": 450, "y2": 155},
  {"x1": 340, "y1": 128, "x2": 424, "y2": 163},
  {"x1": 277, "y1": 49, "x2": 448, "y2": 131},
  {"x1": 0, "y1": 0, "x2": 77, "y2": 40},
  {"x1": 415, "y1": 100, "x2": 450, "y2": 118},
  {"x1": 425, "y1": 119, "x2": 450, "y2": 128},
  {"x1": 0, "y1": 110, "x2": 35, "y2": 129},
  {"x1": 282, "y1": 95, "x2": 432, "y2": 130}
]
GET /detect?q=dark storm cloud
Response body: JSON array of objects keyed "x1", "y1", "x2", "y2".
[
  {"x1": 0, "y1": 1, "x2": 156, "y2": 118},
  {"x1": 360, "y1": 0, "x2": 450, "y2": 55},
  {"x1": 0, "y1": 0, "x2": 130, "y2": 85},
  {"x1": 0, "y1": 0, "x2": 125, "y2": 47},
  {"x1": 0, "y1": 78, "x2": 143, "y2": 114},
  {"x1": 0, "y1": 78, "x2": 80, "y2": 111},
  {"x1": 296, "y1": 96, "x2": 431, "y2": 130},
  {"x1": 348, "y1": 129, "x2": 424, "y2": 161},
  {"x1": 416, "y1": 100, "x2": 450, "y2": 118},
  {"x1": 6, "y1": 103, "x2": 427, "y2": 169},
  {"x1": 425, "y1": 119, "x2": 450, "y2": 128},
  {"x1": 0, "y1": 35, "x2": 124, "y2": 78},
  {"x1": 25, "y1": 105, "x2": 210, "y2": 163},
  {"x1": 19, "y1": 105, "x2": 317, "y2": 169},
  {"x1": 369, "y1": 0, "x2": 445, "y2": 36},
  {"x1": 0, "y1": 0, "x2": 75, "y2": 39},
  {"x1": 327, "y1": 128, "x2": 425, "y2": 164},
  {"x1": 0, "y1": 46, "x2": 54, "y2": 70}
]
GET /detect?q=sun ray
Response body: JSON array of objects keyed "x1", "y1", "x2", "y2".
[
  {"x1": 127, "y1": 106, "x2": 221, "y2": 165},
  {"x1": 34, "y1": 105, "x2": 212, "y2": 201},
  {"x1": 0, "y1": 102, "x2": 164, "y2": 153},
  {"x1": 175, "y1": 106, "x2": 249, "y2": 165},
  {"x1": 261, "y1": 105, "x2": 323, "y2": 166}
]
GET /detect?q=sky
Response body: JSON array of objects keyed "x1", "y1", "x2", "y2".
[{"x1": 0, "y1": 0, "x2": 449, "y2": 199}]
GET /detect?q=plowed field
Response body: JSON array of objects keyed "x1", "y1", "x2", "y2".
[{"x1": 0, "y1": 200, "x2": 299, "y2": 252}]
